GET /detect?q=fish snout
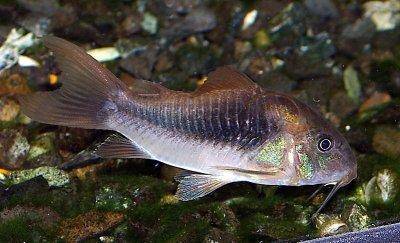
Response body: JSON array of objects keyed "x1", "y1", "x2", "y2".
[{"x1": 340, "y1": 155, "x2": 357, "y2": 187}]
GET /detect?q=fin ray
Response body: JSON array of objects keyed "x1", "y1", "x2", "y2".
[
  {"x1": 175, "y1": 172, "x2": 232, "y2": 201},
  {"x1": 193, "y1": 66, "x2": 258, "y2": 95},
  {"x1": 18, "y1": 36, "x2": 130, "y2": 129},
  {"x1": 94, "y1": 134, "x2": 151, "y2": 159}
]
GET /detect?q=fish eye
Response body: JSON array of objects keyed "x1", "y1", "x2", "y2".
[{"x1": 318, "y1": 137, "x2": 333, "y2": 152}]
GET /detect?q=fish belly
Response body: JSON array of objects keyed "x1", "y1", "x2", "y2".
[{"x1": 117, "y1": 118, "x2": 247, "y2": 176}]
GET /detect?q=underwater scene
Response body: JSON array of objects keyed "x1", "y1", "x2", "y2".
[{"x1": 0, "y1": 0, "x2": 399, "y2": 242}]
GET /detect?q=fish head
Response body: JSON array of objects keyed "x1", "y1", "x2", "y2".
[
  {"x1": 251, "y1": 94, "x2": 357, "y2": 216},
  {"x1": 251, "y1": 94, "x2": 356, "y2": 188},
  {"x1": 293, "y1": 106, "x2": 357, "y2": 187}
]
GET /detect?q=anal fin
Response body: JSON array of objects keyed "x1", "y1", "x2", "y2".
[
  {"x1": 94, "y1": 134, "x2": 152, "y2": 159},
  {"x1": 175, "y1": 172, "x2": 233, "y2": 201}
]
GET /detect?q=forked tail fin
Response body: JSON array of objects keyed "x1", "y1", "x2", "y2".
[{"x1": 18, "y1": 36, "x2": 129, "y2": 130}]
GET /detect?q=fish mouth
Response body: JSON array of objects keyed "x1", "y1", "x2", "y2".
[
  {"x1": 312, "y1": 179, "x2": 346, "y2": 219},
  {"x1": 312, "y1": 168, "x2": 356, "y2": 219}
]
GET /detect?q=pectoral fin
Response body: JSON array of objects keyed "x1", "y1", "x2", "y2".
[
  {"x1": 175, "y1": 172, "x2": 232, "y2": 201},
  {"x1": 94, "y1": 134, "x2": 152, "y2": 159}
]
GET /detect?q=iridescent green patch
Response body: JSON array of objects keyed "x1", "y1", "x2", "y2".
[
  {"x1": 299, "y1": 153, "x2": 314, "y2": 179},
  {"x1": 256, "y1": 136, "x2": 285, "y2": 166},
  {"x1": 295, "y1": 145, "x2": 313, "y2": 179},
  {"x1": 317, "y1": 154, "x2": 331, "y2": 169}
]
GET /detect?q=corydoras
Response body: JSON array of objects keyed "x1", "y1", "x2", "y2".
[{"x1": 19, "y1": 36, "x2": 357, "y2": 214}]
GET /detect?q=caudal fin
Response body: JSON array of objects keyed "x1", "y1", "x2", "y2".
[{"x1": 19, "y1": 36, "x2": 129, "y2": 129}]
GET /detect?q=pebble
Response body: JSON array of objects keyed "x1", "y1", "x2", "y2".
[{"x1": 372, "y1": 126, "x2": 400, "y2": 159}]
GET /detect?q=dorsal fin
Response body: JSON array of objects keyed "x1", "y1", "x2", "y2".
[
  {"x1": 193, "y1": 66, "x2": 258, "y2": 95},
  {"x1": 132, "y1": 79, "x2": 170, "y2": 96},
  {"x1": 121, "y1": 73, "x2": 171, "y2": 96}
]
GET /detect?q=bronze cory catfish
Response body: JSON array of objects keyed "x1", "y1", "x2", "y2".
[{"x1": 19, "y1": 36, "x2": 357, "y2": 213}]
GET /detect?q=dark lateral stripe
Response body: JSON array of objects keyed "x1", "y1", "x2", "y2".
[{"x1": 134, "y1": 90, "x2": 279, "y2": 148}]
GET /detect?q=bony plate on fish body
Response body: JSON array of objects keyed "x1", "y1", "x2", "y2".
[{"x1": 18, "y1": 36, "x2": 357, "y2": 216}]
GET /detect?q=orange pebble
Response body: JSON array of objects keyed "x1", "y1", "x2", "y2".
[
  {"x1": 49, "y1": 74, "x2": 58, "y2": 85},
  {"x1": 0, "y1": 168, "x2": 11, "y2": 175}
]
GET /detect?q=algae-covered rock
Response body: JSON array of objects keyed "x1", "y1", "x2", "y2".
[
  {"x1": 129, "y1": 202, "x2": 210, "y2": 241},
  {"x1": 240, "y1": 212, "x2": 308, "y2": 240},
  {"x1": 0, "y1": 73, "x2": 30, "y2": 96},
  {"x1": 0, "y1": 97, "x2": 20, "y2": 128},
  {"x1": 7, "y1": 166, "x2": 69, "y2": 187},
  {"x1": 269, "y1": 2, "x2": 307, "y2": 44},
  {"x1": 294, "y1": 204, "x2": 314, "y2": 226},
  {"x1": 206, "y1": 204, "x2": 239, "y2": 234},
  {"x1": 342, "y1": 203, "x2": 371, "y2": 231},
  {"x1": 0, "y1": 129, "x2": 30, "y2": 170},
  {"x1": 27, "y1": 132, "x2": 56, "y2": 161},
  {"x1": 160, "y1": 194, "x2": 179, "y2": 205},
  {"x1": 0, "y1": 205, "x2": 60, "y2": 228},
  {"x1": 0, "y1": 206, "x2": 59, "y2": 242},
  {"x1": 204, "y1": 227, "x2": 237, "y2": 243},
  {"x1": 364, "y1": 168, "x2": 400, "y2": 207},
  {"x1": 343, "y1": 65, "x2": 362, "y2": 105},
  {"x1": 372, "y1": 126, "x2": 400, "y2": 159},
  {"x1": 26, "y1": 132, "x2": 62, "y2": 167},
  {"x1": 112, "y1": 222, "x2": 130, "y2": 241},
  {"x1": 95, "y1": 185, "x2": 132, "y2": 211},
  {"x1": 141, "y1": 12, "x2": 158, "y2": 35},
  {"x1": 99, "y1": 236, "x2": 115, "y2": 242},
  {"x1": 253, "y1": 29, "x2": 270, "y2": 49},
  {"x1": 315, "y1": 214, "x2": 348, "y2": 237},
  {"x1": 59, "y1": 211, "x2": 124, "y2": 242}
]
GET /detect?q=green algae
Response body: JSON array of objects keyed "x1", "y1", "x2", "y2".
[
  {"x1": 0, "y1": 167, "x2": 339, "y2": 241},
  {"x1": 0, "y1": 215, "x2": 58, "y2": 242},
  {"x1": 239, "y1": 212, "x2": 309, "y2": 240},
  {"x1": 26, "y1": 133, "x2": 56, "y2": 161},
  {"x1": 0, "y1": 216, "x2": 36, "y2": 242},
  {"x1": 315, "y1": 214, "x2": 348, "y2": 237},
  {"x1": 6, "y1": 166, "x2": 69, "y2": 187},
  {"x1": 253, "y1": 29, "x2": 271, "y2": 49},
  {"x1": 95, "y1": 185, "x2": 132, "y2": 211},
  {"x1": 7, "y1": 132, "x2": 30, "y2": 163},
  {"x1": 344, "y1": 65, "x2": 362, "y2": 105},
  {"x1": 128, "y1": 201, "x2": 210, "y2": 241},
  {"x1": 342, "y1": 203, "x2": 371, "y2": 231},
  {"x1": 141, "y1": 12, "x2": 158, "y2": 35}
]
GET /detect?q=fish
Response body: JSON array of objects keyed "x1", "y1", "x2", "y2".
[{"x1": 19, "y1": 36, "x2": 357, "y2": 214}]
